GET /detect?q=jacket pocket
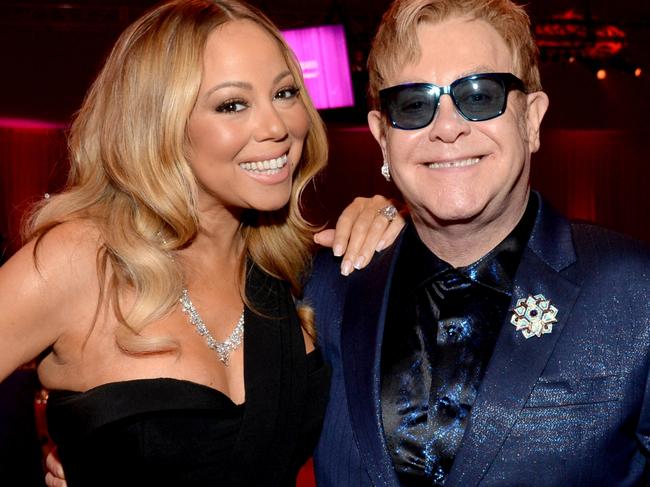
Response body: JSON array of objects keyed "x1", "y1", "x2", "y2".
[{"x1": 524, "y1": 374, "x2": 622, "y2": 408}]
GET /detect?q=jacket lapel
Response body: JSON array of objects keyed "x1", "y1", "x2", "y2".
[
  {"x1": 341, "y1": 233, "x2": 405, "y2": 487},
  {"x1": 447, "y1": 195, "x2": 582, "y2": 485}
]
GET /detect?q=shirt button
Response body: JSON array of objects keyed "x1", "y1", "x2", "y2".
[
  {"x1": 444, "y1": 319, "x2": 471, "y2": 343},
  {"x1": 432, "y1": 465, "x2": 447, "y2": 485},
  {"x1": 437, "y1": 396, "x2": 459, "y2": 417}
]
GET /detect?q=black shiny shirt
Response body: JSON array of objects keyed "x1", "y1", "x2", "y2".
[{"x1": 380, "y1": 198, "x2": 538, "y2": 486}]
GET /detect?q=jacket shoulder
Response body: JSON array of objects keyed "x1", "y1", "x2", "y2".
[
  {"x1": 302, "y1": 250, "x2": 350, "y2": 339},
  {"x1": 571, "y1": 222, "x2": 650, "y2": 270},
  {"x1": 304, "y1": 250, "x2": 348, "y2": 302},
  {"x1": 568, "y1": 223, "x2": 650, "y2": 305}
]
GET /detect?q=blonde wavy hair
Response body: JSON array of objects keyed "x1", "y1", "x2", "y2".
[
  {"x1": 27, "y1": 0, "x2": 327, "y2": 352},
  {"x1": 368, "y1": 0, "x2": 542, "y2": 111}
]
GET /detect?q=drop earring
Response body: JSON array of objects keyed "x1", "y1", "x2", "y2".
[{"x1": 381, "y1": 160, "x2": 391, "y2": 181}]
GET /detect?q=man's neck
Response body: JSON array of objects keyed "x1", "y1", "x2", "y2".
[{"x1": 412, "y1": 199, "x2": 530, "y2": 268}]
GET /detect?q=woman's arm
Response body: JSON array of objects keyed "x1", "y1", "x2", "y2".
[
  {"x1": 0, "y1": 221, "x2": 100, "y2": 383},
  {"x1": 45, "y1": 449, "x2": 66, "y2": 487}
]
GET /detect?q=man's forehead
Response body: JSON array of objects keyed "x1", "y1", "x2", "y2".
[{"x1": 386, "y1": 18, "x2": 514, "y2": 85}]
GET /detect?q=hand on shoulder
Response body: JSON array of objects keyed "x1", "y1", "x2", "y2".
[{"x1": 313, "y1": 195, "x2": 405, "y2": 276}]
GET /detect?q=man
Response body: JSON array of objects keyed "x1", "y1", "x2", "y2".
[{"x1": 306, "y1": 0, "x2": 650, "y2": 485}]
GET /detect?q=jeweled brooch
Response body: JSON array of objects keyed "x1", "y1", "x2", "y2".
[{"x1": 510, "y1": 294, "x2": 558, "y2": 339}]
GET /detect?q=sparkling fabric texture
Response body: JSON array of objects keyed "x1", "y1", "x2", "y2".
[
  {"x1": 310, "y1": 192, "x2": 650, "y2": 486},
  {"x1": 381, "y1": 199, "x2": 537, "y2": 485}
]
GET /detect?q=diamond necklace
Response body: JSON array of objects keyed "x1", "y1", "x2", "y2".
[{"x1": 179, "y1": 289, "x2": 244, "y2": 366}]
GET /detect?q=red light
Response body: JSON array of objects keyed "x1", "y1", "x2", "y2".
[
  {"x1": 635, "y1": 67, "x2": 642, "y2": 77},
  {"x1": 0, "y1": 118, "x2": 65, "y2": 130},
  {"x1": 596, "y1": 69, "x2": 607, "y2": 80}
]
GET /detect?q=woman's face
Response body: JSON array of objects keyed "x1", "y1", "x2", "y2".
[{"x1": 187, "y1": 19, "x2": 310, "y2": 214}]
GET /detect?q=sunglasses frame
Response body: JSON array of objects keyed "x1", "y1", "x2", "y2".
[{"x1": 379, "y1": 72, "x2": 527, "y2": 130}]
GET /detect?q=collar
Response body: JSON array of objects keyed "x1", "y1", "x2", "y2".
[{"x1": 395, "y1": 196, "x2": 538, "y2": 297}]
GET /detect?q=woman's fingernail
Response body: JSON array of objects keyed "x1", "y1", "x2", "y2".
[
  {"x1": 354, "y1": 256, "x2": 365, "y2": 269},
  {"x1": 341, "y1": 260, "x2": 352, "y2": 276},
  {"x1": 333, "y1": 244, "x2": 344, "y2": 257},
  {"x1": 376, "y1": 240, "x2": 386, "y2": 252}
]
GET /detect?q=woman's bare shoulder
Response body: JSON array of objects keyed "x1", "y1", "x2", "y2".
[
  {"x1": 0, "y1": 220, "x2": 105, "y2": 381},
  {"x1": 2, "y1": 219, "x2": 104, "y2": 309},
  {"x1": 28, "y1": 219, "x2": 102, "y2": 272}
]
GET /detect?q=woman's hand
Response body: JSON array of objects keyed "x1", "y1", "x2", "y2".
[
  {"x1": 314, "y1": 195, "x2": 405, "y2": 275},
  {"x1": 44, "y1": 449, "x2": 66, "y2": 487}
]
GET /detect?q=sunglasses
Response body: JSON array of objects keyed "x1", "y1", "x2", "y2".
[{"x1": 379, "y1": 72, "x2": 526, "y2": 130}]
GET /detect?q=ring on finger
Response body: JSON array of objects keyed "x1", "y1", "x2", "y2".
[{"x1": 378, "y1": 204, "x2": 398, "y2": 222}]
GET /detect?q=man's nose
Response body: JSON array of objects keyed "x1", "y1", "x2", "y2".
[{"x1": 427, "y1": 94, "x2": 470, "y2": 143}]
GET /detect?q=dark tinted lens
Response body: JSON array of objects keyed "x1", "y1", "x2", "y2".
[
  {"x1": 386, "y1": 85, "x2": 438, "y2": 129},
  {"x1": 452, "y1": 77, "x2": 506, "y2": 121}
]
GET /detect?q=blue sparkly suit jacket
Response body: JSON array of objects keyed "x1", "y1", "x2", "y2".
[{"x1": 306, "y1": 193, "x2": 650, "y2": 486}]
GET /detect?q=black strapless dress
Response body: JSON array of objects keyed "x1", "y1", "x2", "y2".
[{"x1": 46, "y1": 264, "x2": 330, "y2": 486}]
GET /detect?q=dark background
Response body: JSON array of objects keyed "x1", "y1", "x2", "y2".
[
  {"x1": 0, "y1": 2, "x2": 648, "y2": 485},
  {"x1": 0, "y1": 0, "x2": 649, "y2": 128}
]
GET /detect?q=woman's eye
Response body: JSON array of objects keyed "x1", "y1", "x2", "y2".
[
  {"x1": 274, "y1": 86, "x2": 299, "y2": 100},
  {"x1": 216, "y1": 100, "x2": 248, "y2": 113}
]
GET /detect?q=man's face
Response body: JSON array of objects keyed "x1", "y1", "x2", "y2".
[{"x1": 368, "y1": 16, "x2": 548, "y2": 239}]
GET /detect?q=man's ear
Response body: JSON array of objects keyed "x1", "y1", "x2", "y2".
[
  {"x1": 525, "y1": 91, "x2": 549, "y2": 153},
  {"x1": 368, "y1": 110, "x2": 389, "y2": 161}
]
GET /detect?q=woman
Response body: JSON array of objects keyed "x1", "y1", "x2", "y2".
[{"x1": 0, "y1": 1, "x2": 401, "y2": 485}]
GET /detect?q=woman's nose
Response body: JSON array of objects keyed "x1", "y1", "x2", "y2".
[{"x1": 253, "y1": 103, "x2": 289, "y2": 142}]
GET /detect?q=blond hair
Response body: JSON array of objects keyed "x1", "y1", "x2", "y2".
[
  {"x1": 27, "y1": 0, "x2": 327, "y2": 352},
  {"x1": 368, "y1": 0, "x2": 541, "y2": 110}
]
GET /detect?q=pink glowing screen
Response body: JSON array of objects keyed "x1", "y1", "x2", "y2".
[{"x1": 281, "y1": 25, "x2": 354, "y2": 109}]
